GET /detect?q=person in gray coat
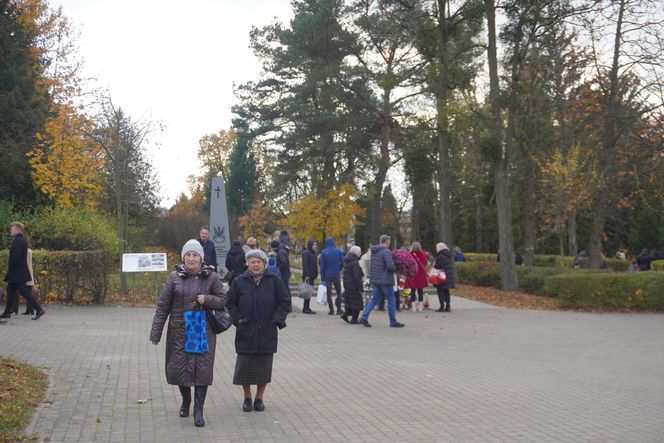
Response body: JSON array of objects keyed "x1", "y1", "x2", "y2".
[
  {"x1": 150, "y1": 239, "x2": 226, "y2": 427},
  {"x1": 359, "y1": 234, "x2": 404, "y2": 328}
]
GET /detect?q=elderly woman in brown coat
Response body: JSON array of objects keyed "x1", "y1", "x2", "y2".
[{"x1": 150, "y1": 239, "x2": 226, "y2": 427}]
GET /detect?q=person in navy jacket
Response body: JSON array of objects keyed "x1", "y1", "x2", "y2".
[{"x1": 319, "y1": 237, "x2": 344, "y2": 315}]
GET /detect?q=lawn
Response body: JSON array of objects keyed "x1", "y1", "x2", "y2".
[{"x1": 0, "y1": 356, "x2": 47, "y2": 442}]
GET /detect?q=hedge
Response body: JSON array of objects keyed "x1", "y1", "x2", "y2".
[
  {"x1": 543, "y1": 271, "x2": 664, "y2": 310},
  {"x1": 455, "y1": 262, "x2": 568, "y2": 295},
  {"x1": 0, "y1": 250, "x2": 114, "y2": 304},
  {"x1": 462, "y1": 253, "x2": 630, "y2": 271},
  {"x1": 652, "y1": 261, "x2": 664, "y2": 272}
]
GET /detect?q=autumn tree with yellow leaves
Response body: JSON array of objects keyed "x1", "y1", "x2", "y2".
[{"x1": 281, "y1": 185, "x2": 365, "y2": 246}]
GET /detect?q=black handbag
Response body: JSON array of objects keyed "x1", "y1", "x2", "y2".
[{"x1": 206, "y1": 307, "x2": 232, "y2": 334}]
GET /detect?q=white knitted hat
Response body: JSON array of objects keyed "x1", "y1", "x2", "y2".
[{"x1": 181, "y1": 239, "x2": 205, "y2": 260}]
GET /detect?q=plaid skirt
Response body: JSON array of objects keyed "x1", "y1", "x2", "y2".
[{"x1": 233, "y1": 353, "x2": 274, "y2": 385}]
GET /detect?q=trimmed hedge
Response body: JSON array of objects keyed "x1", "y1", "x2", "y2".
[
  {"x1": 455, "y1": 262, "x2": 568, "y2": 295},
  {"x1": 543, "y1": 271, "x2": 664, "y2": 310},
  {"x1": 0, "y1": 250, "x2": 114, "y2": 304},
  {"x1": 462, "y1": 252, "x2": 630, "y2": 271},
  {"x1": 652, "y1": 261, "x2": 664, "y2": 272}
]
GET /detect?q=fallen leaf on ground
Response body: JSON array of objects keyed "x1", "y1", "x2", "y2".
[{"x1": 136, "y1": 398, "x2": 152, "y2": 404}]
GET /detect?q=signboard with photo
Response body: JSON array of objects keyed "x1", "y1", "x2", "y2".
[{"x1": 122, "y1": 253, "x2": 168, "y2": 273}]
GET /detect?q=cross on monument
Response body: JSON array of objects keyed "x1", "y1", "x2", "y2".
[{"x1": 215, "y1": 186, "x2": 222, "y2": 199}]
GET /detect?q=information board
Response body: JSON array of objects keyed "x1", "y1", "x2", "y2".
[{"x1": 122, "y1": 253, "x2": 168, "y2": 273}]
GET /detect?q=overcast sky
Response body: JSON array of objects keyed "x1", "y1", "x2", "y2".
[{"x1": 53, "y1": 0, "x2": 293, "y2": 207}]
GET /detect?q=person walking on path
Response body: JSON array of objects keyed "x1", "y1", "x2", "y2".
[
  {"x1": 1, "y1": 222, "x2": 44, "y2": 320},
  {"x1": 433, "y1": 242, "x2": 456, "y2": 312},
  {"x1": 359, "y1": 235, "x2": 404, "y2": 328},
  {"x1": 405, "y1": 242, "x2": 428, "y2": 312},
  {"x1": 225, "y1": 240, "x2": 246, "y2": 283},
  {"x1": 197, "y1": 226, "x2": 218, "y2": 272},
  {"x1": 320, "y1": 236, "x2": 344, "y2": 315},
  {"x1": 226, "y1": 249, "x2": 291, "y2": 413},
  {"x1": 341, "y1": 246, "x2": 364, "y2": 324},
  {"x1": 301, "y1": 239, "x2": 318, "y2": 314},
  {"x1": 150, "y1": 239, "x2": 227, "y2": 427},
  {"x1": 272, "y1": 240, "x2": 292, "y2": 299},
  {"x1": 21, "y1": 236, "x2": 37, "y2": 315}
]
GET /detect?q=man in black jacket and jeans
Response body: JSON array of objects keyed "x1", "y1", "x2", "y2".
[
  {"x1": 300, "y1": 240, "x2": 318, "y2": 314},
  {"x1": 1, "y1": 222, "x2": 44, "y2": 320}
]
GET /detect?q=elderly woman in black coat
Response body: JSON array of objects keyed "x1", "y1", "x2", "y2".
[
  {"x1": 433, "y1": 242, "x2": 456, "y2": 312},
  {"x1": 341, "y1": 246, "x2": 364, "y2": 324},
  {"x1": 226, "y1": 249, "x2": 291, "y2": 412},
  {"x1": 150, "y1": 239, "x2": 226, "y2": 427}
]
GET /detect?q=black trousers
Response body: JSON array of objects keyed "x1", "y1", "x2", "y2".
[
  {"x1": 325, "y1": 276, "x2": 342, "y2": 312},
  {"x1": 410, "y1": 288, "x2": 424, "y2": 302},
  {"x1": 3, "y1": 282, "x2": 42, "y2": 315},
  {"x1": 436, "y1": 286, "x2": 450, "y2": 308},
  {"x1": 345, "y1": 308, "x2": 360, "y2": 321}
]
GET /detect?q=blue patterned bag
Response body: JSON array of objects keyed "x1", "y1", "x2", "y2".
[{"x1": 184, "y1": 308, "x2": 209, "y2": 354}]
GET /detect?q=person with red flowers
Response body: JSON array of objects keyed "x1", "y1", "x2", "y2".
[{"x1": 405, "y1": 242, "x2": 429, "y2": 312}]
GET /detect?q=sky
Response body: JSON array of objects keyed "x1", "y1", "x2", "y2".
[{"x1": 53, "y1": 0, "x2": 294, "y2": 207}]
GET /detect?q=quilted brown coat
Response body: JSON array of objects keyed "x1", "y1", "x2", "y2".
[{"x1": 150, "y1": 266, "x2": 226, "y2": 386}]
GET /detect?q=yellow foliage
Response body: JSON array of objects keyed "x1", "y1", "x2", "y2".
[
  {"x1": 282, "y1": 184, "x2": 365, "y2": 244},
  {"x1": 28, "y1": 103, "x2": 104, "y2": 209},
  {"x1": 238, "y1": 200, "x2": 277, "y2": 242}
]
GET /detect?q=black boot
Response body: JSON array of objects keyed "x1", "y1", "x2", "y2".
[
  {"x1": 194, "y1": 386, "x2": 207, "y2": 427},
  {"x1": 178, "y1": 386, "x2": 191, "y2": 417}
]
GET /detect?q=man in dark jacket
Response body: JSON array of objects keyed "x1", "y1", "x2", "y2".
[
  {"x1": 197, "y1": 226, "x2": 218, "y2": 271},
  {"x1": 301, "y1": 240, "x2": 318, "y2": 314},
  {"x1": 1, "y1": 222, "x2": 44, "y2": 319},
  {"x1": 359, "y1": 234, "x2": 404, "y2": 328},
  {"x1": 319, "y1": 237, "x2": 344, "y2": 315}
]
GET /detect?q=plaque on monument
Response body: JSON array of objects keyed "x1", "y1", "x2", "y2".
[{"x1": 210, "y1": 177, "x2": 231, "y2": 271}]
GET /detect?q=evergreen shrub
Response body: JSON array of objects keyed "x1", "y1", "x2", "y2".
[{"x1": 543, "y1": 271, "x2": 664, "y2": 310}]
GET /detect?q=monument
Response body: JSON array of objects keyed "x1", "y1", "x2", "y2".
[{"x1": 210, "y1": 177, "x2": 231, "y2": 272}]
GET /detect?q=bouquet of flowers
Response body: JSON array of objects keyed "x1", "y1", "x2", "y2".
[{"x1": 392, "y1": 249, "x2": 418, "y2": 278}]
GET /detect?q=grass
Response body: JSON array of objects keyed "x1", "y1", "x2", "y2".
[{"x1": 0, "y1": 357, "x2": 47, "y2": 442}]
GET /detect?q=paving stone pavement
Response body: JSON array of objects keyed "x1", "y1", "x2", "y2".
[{"x1": 1, "y1": 294, "x2": 663, "y2": 442}]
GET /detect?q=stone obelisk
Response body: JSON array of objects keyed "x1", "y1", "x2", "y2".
[{"x1": 210, "y1": 177, "x2": 231, "y2": 272}]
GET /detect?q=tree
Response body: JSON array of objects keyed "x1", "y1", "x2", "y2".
[
  {"x1": 233, "y1": 0, "x2": 372, "y2": 206},
  {"x1": 28, "y1": 102, "x2": 104, "y2": 208},
  {"x1": 281, "y1": 184, "x2": 365, "y2": 245},
  {"x1": 197, "y1": 128, "x2": 236, "y2": 181},
  {"x1": 89, "y1": 95, "x2": 160, "y2": 293},
  {"x1": 583, "y1": 0, "x2": 664, "y2": 267},
  {"x1": 0, "y1": 0, "x2": 49, "y2": 205},
  {"x1": 484, "y1": 0, "x2": 517, "y2": 290},
  {"x1": 226, "y1": 122, "x2": 257, "y2": 220}
]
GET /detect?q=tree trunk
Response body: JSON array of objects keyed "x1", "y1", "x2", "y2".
[
  {"x1": 486, "y1": 0, "x2": 518, "y2": 291},
  {"x1": 588, "y1": 0, "x2": 625, "y2": 268},
  {"x1": 474, "y1": 197, "x2": 483, "y2": 252},
  {"x1": 370, "y1": 90, "x2": 393, "y2": 244},
  {"x1": 567, "y1": 211, "x2": 577, "y2": 257},
  {"x1": 522, "y1": 172, "x2": 536, "y2": 267},
  {"x1": 435, "y1": 0, "x2": 453, "y2": 247}
]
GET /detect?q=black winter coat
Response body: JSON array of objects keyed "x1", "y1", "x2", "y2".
[
  {"x1": 198, "y1": 238, "x2": 218, "y2": 271},
  {"x1": 434, "y1": 249, "x2": 456, "y2": 289},
  {"x1": 342, "y1": 253, "x2": 364, "y2": 311},
  {"x1": 226, "y1": 271, "x2": 291, "y2": 354},
  {"x1": 302, "y1": 240, "x2": 318, "y2": 282},
  {"x1": 4, "y1": 233, "x2": 31, "y2": 283},
  {"x1": 226, "y1": 244, "x2": 246, "y2": 273},
  {"x1": 276, "y1": 245, "x2": 291, "y2": 279}
]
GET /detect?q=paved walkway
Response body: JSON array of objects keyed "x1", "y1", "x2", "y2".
[{"x1": 1, "y1": 294, "x2": 663, "y2": 442}]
